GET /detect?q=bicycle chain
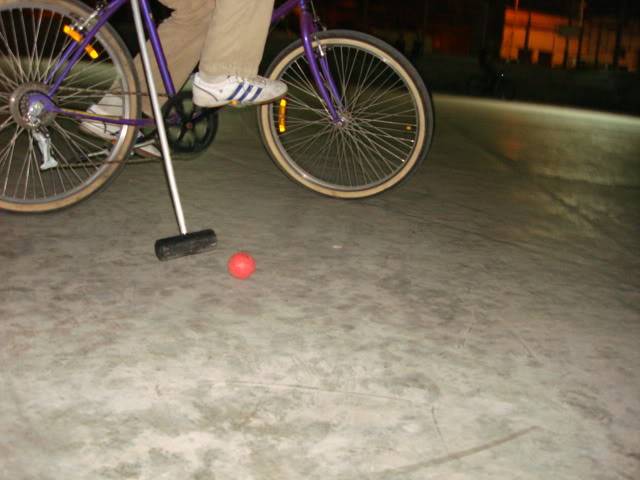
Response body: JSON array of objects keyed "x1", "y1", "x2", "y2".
[{"x1": 56, "y1": 86, "x2": 170, "y2": 98}]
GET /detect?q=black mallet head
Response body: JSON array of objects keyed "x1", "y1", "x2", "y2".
[{"x1": 155, "y1": 229, "x2": 217, "y2": 261}]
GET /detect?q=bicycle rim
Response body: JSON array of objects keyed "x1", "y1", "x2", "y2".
[
  {"x1": 260, "y1": 32, "x2": 432, "y2": 198},
  {"x1": 0, "y1": 1, "x2": 137, "y2": 212}
]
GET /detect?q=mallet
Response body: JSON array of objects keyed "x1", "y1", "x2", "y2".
[{"x1": 131, "y1": 0, "x2": 217, "y2": 261}]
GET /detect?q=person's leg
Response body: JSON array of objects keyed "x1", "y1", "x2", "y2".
[
  {"x1": 93, "y1": 0, "x2": 215, "y2": 117},
  {"x1": 134, "y1": 0, "x2": 216, "y2": 115},
  {"x1": 199, "y1": 0, "x2": 275, "y2": 79},
  {"x1": 87, "y1": 0, "x2": 281, "y2": 132},
  {"x1": 192, "y1": 0, "x2": 286, "y2": 108}
]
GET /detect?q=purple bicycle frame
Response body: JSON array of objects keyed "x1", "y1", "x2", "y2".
[{"x1": 43, "y1": 0, "x2": 343, "y2": 128}]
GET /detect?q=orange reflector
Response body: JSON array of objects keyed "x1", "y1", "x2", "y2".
[
  {"x1": 63, "y1": 25, "x2": 99, "y2": 60},
  {"x1": 278, "y1": 98, "x2": 287, "y2": 133}
]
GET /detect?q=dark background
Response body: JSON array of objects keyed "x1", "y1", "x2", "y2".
[{"x1": 83, "y1": 0, "x2": 640, "y2": 115}]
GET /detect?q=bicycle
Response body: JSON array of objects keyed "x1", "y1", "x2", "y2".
[{"x1": 0, "y1": 0, "x2": 435, "y2": 259}]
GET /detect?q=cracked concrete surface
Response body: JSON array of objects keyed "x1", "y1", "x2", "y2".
[{"x1": 1, "y1": 96, "x2": 639, "y2": 479}]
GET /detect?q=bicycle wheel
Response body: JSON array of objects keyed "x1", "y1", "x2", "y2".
[
  {"x1": 258, "y1": 30, "x2": 434, "y2": 199},
  {"x1": 0, "y1": 0, "x2": 139, "y2": 213}
]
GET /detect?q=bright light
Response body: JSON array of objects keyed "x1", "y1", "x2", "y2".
[
  {"x1": 278, "y1": 98, "x2": 288, "y2": 133},
  {"x1": 63, "y1": 25, "x2": 99, "y2": 60}
]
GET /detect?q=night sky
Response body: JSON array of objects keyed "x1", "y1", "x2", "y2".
[{"x1": 501, "y1": 0, "x2": 638, "y2": 17}]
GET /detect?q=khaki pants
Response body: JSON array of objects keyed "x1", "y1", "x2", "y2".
[{"x1": 134, "y1": 0, "x2": 275, "y2": 114}]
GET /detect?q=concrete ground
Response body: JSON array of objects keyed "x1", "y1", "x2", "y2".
[{"x1": 1, "y1": 95, "x2": 639, "y2": 480}]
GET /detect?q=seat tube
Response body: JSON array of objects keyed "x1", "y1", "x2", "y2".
[{"x1": 139, "y1": 0, "x2": 176, "y2": 97}]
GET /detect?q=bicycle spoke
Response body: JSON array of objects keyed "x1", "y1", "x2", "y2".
[
  {"x1": 353, "y1": 90, "x2": 414, "y2": 118},
  {"x1": 349, "y1": 49, "x2": 377, "y2": 110},
  {"x1": 25, "y1": 131, "x2": 46, "y2": 199},
  {"x1": 349, "y1": 122, "x2": 407, "y2": 168},
  {"x1": 289, "y1": 57, "x2": 323, "y2": 101},
  {"x1": 62, "y1": 76, "x2": 116, "y2": 100},
  {"x1": 18, "y1": 9, "x2": 33, "y2": 81},
  {"x1": 8, "y1": 132, "x2": 30, "y2": 198},
  {"x1": 342, "y1": 126, "x2": 388, "y2": 180},
  {"x1": 0, "y1": 127, "x2": 21, "y2": 196},
  {"x1": 0, "y1": 18, "x2": 24, "y2": 86},
  {"x1": 278, "y1": 117, "x2": 327, "y2": 138},
  {"x1": 351, "y1": 69, "x2": 403, "y2": 114},
  {"x1": 336, "y1": 46, "x2": 353, "y2": 106},
  {"x1": 56, "y1": 119, "x2": 110, "y2": 152},
  {"x1": 304, "y1": 130, "x2": 339, "y2": 178},
  {"x1": 49, "y1": 141, "x2": 85, "y2": 188},
  {"x1": 34, "y1": 8, "x2": 53, "y2": 81},
  {"x1": 41, "y1": 17, "x2": 73, "y2": 81},
  {"x1": 24, "y1": 9, "x2": 39, "y2": 81},
  {"x1": 33, "y1": 138, "x2": 49, "y2": 199},
  {"x1": 62, "y1": 55, "x2": 114, "y2": 83},
  {"x1": 53, "y1": 122, "x2": 102, "y2": 172},
  {"x1": 283, "y1": 95, "x2": 326, "y2": 117},
  {"x1": 354, "y1": 116, "x2": 415, "y2": 147},
  {"x1": 281, "y1": 123, "x2": 333, "y2": 154},
  {"x1": 341, "y1": 124, "x2": 379, "y2": 185},
  {"x1": 8, "y1": 13, "x2": 27, "y2": 82},
  {"x1": 349, "y1": 59, "x2": 386, "y2": 109},
  {"x1": 303, "y1": 125, "x2": 340, "y2": 175}
]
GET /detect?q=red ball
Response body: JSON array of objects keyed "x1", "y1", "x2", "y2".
[{"x1": 228, "y1": 252, "x2": 256, "y2": 279}]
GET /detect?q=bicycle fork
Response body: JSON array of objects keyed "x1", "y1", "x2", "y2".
[{"x1": 299, "y1": 2, "x2": 344, "y2": 124}]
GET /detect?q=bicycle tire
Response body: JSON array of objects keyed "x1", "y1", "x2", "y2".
[
  {"x1": 0, "y1": 0, "x2": 139, "y2": 213},
  {"x1": 257, "y1": 30, "x2": 434, "y2": 199}
]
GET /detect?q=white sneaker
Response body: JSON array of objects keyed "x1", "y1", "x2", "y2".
[
  {"x1": 192, "y1": 74, "x2": 287, "y2": 108},
  {"x1": 79, "y1": 100, "x2": 162, "y2": 159}
]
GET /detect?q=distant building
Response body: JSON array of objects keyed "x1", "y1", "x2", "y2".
[
  {"x1": 319, "y1": 0, "x2": 504, "y2": 57},
  {"x1": 501, "y1": 6, "x2": 640, "y2": 71},
  {"x1": 315, "y1": 1, "x2": 640, "y2": 71}
]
